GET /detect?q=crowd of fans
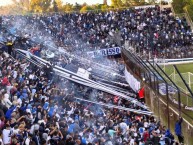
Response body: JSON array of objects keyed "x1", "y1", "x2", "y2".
[
  {"x1": 0, "y1": 5, "x2": 188, "y2": 145},
  {"x1": 0, "y1": 50, "x2": 178, "y2": 145},
  {"x1": 1, "y1": 5, "x2": 193, "y2": 59}
]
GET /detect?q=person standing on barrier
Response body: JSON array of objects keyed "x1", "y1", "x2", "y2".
[
  {"x1": 138, "y1": 87, "x2": 145, "y2": 103},
  {"x1": 175, "y1": 117, "x2": 184, "y2": 144}
]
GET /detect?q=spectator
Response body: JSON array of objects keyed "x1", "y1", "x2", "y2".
[
  {"x1": 138, "y1": 87, "x2": 145, "y2": 103},
  {"x1": 3, "y1": 123, "x2": 11, "y2": 145},
  {"x1": 143, "y1": 128, "x2": 150, "y2": 142},
  {"x1": 165, "y1": 129, "x2": 174, "y2": 145},
  {"x1": 175, "y1": 117, "x2": 184, "y2": 144}
]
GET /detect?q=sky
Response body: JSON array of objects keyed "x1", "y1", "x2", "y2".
[{"x1": 0, "y1": 0, "x2": 111, "y2": 6}]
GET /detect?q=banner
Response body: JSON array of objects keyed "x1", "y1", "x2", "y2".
[
  {"x1": 159, "y1": 83, "x2": 177, "y2": 96},
  {"x1": 185, "y1": 106, "x2": 193, "y2": 111},
  {"x1": 168, "y1": 95, "x2": 193, "y2": 112},
  {"x1": 87, "y1": 47, "x2": 121, "y2": 58},
  {"x1": 125, "y1": 67, "x2": 141, "y2": 92}
]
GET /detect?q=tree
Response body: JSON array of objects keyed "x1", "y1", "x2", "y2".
[
  {"x1": 185, "y1": 0, "x2": 193, "y2": 20},
  {"x1": 89, "y1": 4, "x2": 107, "y2": 12},
  {"x1": 82, "y1": 2, "x2": 87, "y2": 7},
  {"x1": 172, "y1": 0, "x2": 186, "y2": 13},
  {"x1": 30, "y1": 0, "x2": 52, "y2": 13},
  {"x1": 103, "y1": 0, "x2": 107, "y2": 5},
  {"x1": 0, "y1": 5, "x2": 17, "y2": 15},
  {"x1": 55, "y1": 0, "x2": 63, "y2": 11},
  {"x1": 63, "y1": 3, "x2": 73, "y2": 12},
  {"x1": 12, "y1": 0, "x2": 30, "y2": 13},
  {"x1": 53, "y1": 0, "x2": 58, "y2": 12},
  {"x1": 73, "y1": 2, "x2": 82, "y2": 11},
  {"x1": 146, "y1": 0, "x2": 156, "y2": 4},
  {"x1": 172, "y1": 0, "x2": 193, "y2": 21},
  {"x1": 92, "y1": 4, "x2": 103, "y2": 10},
  {"x1": 121, "y1": 0, "x2": 131, "y2": 6},
  {"x1": 80, "y1": 6, "x2": 94, "y2": 13},
  {"x1": 138, "y1": 0, "x2": 145, "y2": 5},
  {"x1": 111, "y1": 0, "x2": 123, "y2": 8},
  {"x1": 101, "y1": 4, "x2": 109, "y2": 11},
  {"x1": 21, "y1": 0, "x2": 30, "y2": 10}
]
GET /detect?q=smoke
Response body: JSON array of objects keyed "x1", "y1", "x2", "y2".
[
  {"x1": 7, "y1": 14, "x2": 123, "y2": 80},
  {"x1": 4, "y1": 14, "x2": 128, "y2": 92},
  {"x1": 6, "y1": 15, "x2": 57, "y2": 49},
  {"x1": 50, "y1": 72, "x2": 107, "y2": 116}
]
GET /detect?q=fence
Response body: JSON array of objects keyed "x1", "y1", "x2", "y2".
[
  {"x1": 122, "y1": 47, "x2": 193, "y2": 145},
  {"x1": 170, "y1": 72, "x2": 193, "y2": 94}
]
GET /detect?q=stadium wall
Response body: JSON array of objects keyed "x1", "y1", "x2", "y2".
[{"x1": 122, "y1": 48, "x2": 193, "y2": 145}]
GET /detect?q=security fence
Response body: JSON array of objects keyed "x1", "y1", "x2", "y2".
[{"x1": 122, "y1": 46, "x2": 193, "y2": 144}]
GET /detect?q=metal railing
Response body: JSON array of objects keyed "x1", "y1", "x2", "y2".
[
  {"x1": 122, "y1": 48, "x2": 193, "y2": 119},
  {"x1": 122, "y1": 46, "x2": 193, "y2": 144}
]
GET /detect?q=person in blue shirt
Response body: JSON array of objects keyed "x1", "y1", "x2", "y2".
[
  {"x1": 165, "y1": 129, "x2": 174, "y2": 145},
  {"x1": 175, "y1": 117, "x2": 184, "y2": 144}
]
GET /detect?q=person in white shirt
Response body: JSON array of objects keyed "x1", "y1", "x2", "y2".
[
  {"x1": 2, "y1": 94, "x2": 12, "y2": 109},
  {"x1": 2, "y1": 124, "x2": 11, "y2": 145},
  {"x1": 130, "y1": 136, "x2": 135, "y2": 145},
  {"x1": 144, "y1": 120, "x2": 149, "y2": 128},
  {"x1": 119, "y1": 122, "x2": 128, "y2": 135},
  {"x1": 24, "y1": 133, "x2": 33, "y2": 145}
]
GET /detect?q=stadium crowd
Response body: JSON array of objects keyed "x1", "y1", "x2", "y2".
[
  {"x1": 0, "y1": 5, "x2": 187, "y2": 145},
  {"x1": 0, "y1": 50, "x2": 179, "y2": 145},
  {"x1": 1, "y1": 5, "x2": 193, "y2": 59}
]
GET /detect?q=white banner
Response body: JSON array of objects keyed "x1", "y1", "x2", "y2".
[
  {"x1": 159, "y1": 83, "x2": 177, "y2": 96},
  {"x1": 125, "y1": 67, "x2": 141, "y2": 92},
  {"x1": 87, "y1": 47, "x2": 121, "y2": 58},
  {"x1": 185, "y1": 106, "x2": 193, "y2": 111}
]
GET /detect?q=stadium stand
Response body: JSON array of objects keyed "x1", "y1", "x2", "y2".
[{"x1": 0, "y1": 5, "x2": 189, "y2": 145}]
